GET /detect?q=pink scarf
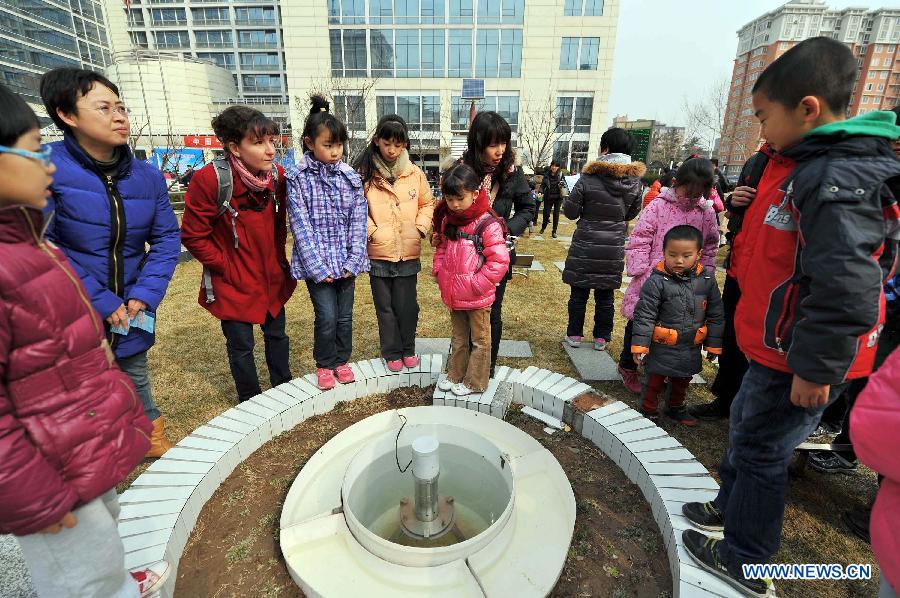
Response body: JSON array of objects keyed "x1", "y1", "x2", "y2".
[{"x1": 227, "y1": 153, "x2": 273, "y2": 193}]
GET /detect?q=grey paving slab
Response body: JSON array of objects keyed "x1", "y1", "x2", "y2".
[
  {"x1": 529, "y1": 260, "x2": 545, "y2": 272},
  {"x1": 0, "y1": 535, "x2": 35, "y2": 597},
  {"x1": 562, "y1": 342, "x2": 621, "y2": 381},
  {"x1": 554, "y1": 261, "x2": 566, "y2": 272},
  {"x1": 415, "y1": 338, "x2": 532, "y2": 358}
]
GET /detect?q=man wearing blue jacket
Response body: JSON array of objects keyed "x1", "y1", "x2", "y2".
[{"x1": 40, "y1": 68, "x2": 181, "y2": 457}]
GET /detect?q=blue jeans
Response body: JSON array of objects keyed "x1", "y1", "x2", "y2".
[
  {"x1": 714, "y1": 361, "x2": 846, "y2": 573},
  {"x1": 116, "y1": 351, "x2": 160, "y2": 421},
  {"x1": 306, "y1": 277, "x2": 355, "y2": 369}
]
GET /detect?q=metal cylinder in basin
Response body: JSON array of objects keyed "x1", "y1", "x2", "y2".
[{"x1": 411, "y1": 436, "x2": 440, "y2": 522}]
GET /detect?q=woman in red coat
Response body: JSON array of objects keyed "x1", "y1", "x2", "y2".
[
  {"x1": 0, "y1": 84, "x2": 167, "y2": 597},
  {"x1": 181, "y1": 107, "x2": 296, "y2": 402}
]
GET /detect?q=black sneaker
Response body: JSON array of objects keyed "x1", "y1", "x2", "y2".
[
  {"x1": 808, "y1": 421, "x2": 842, "y2": 440},
  {"x1": 841, "y1": 507, "x2": 871, "y2": 544},
  {"x1": 689, "y1": 401, "x2": 730, "y2": 421},
  {"x1": 808, "y1": 451, "x2": 858, "y2": 474},
  {"x1": 665, "y1": 406, "x2": 698, "y2": 426},
  {"x1": 682, "y1": 501, "x2": 724, "y2": 533},
  {"x1": 552, "y1": 232, "x2": 558, "y2": 239},
  {"x1": 682, "y1": 530, "x2": 773, "y2": 597}
]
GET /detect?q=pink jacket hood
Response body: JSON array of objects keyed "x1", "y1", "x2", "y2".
[
  {"x1": 851, "y1": 348, "x2": 900, "y2": 591},
  {"x1": 433, "y1": 213, "x2": 510, "y2": 310},
  {"x1": 621, "y1": 187, "x2": 720, "y2": 319}
]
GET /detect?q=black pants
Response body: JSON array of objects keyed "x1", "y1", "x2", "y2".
[
  {"x1": 541, "y1": 196, "x2": 562, "y2": 233},
  {"x1": 371, "y1": 274, "x2": 419, "y2": 360},
  {"x1": 619, "y1": 319, "x2": 637, "y2": 370},
  {"x1": 221, "y1": 308, "x2": 292, "y2": 402},
  {"x1": 709, "y1": 275, "x2": 749, "y2": 410},
  {"x1": 567, "y1": 286, "x2": 614, "y2": 341},
  {"x1": 489, "y1": 276, "x2": 509, "y2": 370},
  {"x1": 306, "y1": 277, "x2": 355, "y2": 369}
]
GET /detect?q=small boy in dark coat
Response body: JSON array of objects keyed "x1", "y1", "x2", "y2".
[{"x1": 631, "y1": 225, "x2": 724, "y2": 425}]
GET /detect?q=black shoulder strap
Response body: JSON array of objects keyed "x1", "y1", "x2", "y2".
[{"x1": 741, "y1": 151, "x2": 770, "y2": 191}]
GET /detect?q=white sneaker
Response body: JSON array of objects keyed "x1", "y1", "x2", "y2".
[
  {"x1": 438, "y1": 378, "x2": 454, "y2": 391},
  {"x1": 451, "y1": 383, "x2": 473, "y2": 396},
  {"x1": 131, "y1": 560, "x2": 171, "y2": 598}
]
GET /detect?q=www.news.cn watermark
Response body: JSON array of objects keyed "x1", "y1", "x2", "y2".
[{"x1": 743, "y1": 563, "x2": 873, "y2": 581}]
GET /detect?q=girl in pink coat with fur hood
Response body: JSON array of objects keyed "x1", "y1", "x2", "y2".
[
  {"x1": 433, "y1": 164, "x2": 510, "y2": 397},
  {"x1": 617, "y1": 158, "x2": 720, "y2": 394}
]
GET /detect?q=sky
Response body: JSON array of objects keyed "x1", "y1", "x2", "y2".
[{"x1": 606, "y1": 0, "x2": 886, "y2": 129}]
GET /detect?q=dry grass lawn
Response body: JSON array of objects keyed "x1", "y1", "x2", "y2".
[{"x1": 141, "y1": 215, "x2": 880, "y2": 597}]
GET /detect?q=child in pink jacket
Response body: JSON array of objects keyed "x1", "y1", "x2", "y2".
[
  {"x1": 617, "y1": 158, "x2": 720, "y2": 394},
  {"x1": 851, "y1": 346, "x2": 900, "y2": 597},
  {"x1": 432, "y1": 163, "x2": 510, "y2": 397}
]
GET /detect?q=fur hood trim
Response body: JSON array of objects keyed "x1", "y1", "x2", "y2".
[{"x1": 582, "y1": 160, "x2": 647, "y2": 178}]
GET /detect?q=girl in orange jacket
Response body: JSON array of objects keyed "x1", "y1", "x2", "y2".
[{"x1": 353, "y1": 115, "x2": 434, "y2": 372}]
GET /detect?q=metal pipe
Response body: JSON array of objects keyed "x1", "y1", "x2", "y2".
[{"x1": 411, "y1": 436, "x2": 440, "y2": 522}]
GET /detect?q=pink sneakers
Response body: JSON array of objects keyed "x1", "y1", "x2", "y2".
[
  {"x1": 131, "y1": 560, "x2": 171, "y2": 597},
  {"x1": 316, "y1": 368, "x2": 336, "y2": 390},
  {"x1": 334, "y1": 364, "x2": 355, "y2": 383},
  {"x1": 386, "y1": 359, "x2": 404, "y2": 372},
  {"x1": 402, "y1": 355, "x2": 419, "y2": 368}
]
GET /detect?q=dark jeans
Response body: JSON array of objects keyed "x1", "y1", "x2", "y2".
[
  {"x1": 489, "y1": 276, "x2": 509, "y2": 370},
  {"x1": 567, "y1": 286, "x2": 614, "y2": 341},
  {"x1": 541, "y1": 196, "x2": 562, "y2": 233},
  {"x1": 220, "y1": 308, "x2": 292, "y2": 402},
  {"x1": 619, "y1": 319, "x2": 637, "y2": 370},
  {"x1": 306, "y1": 277, "x2": 355, "y2": 369},
  {"x1": 531, "y1": 202, "x2": 541, "y2": 225},
  {"x1": 117, "y1": 351, "x2": 160, "y2": 421},
  {"x1": 831, "y1": 316, "x2": 900, "y2": 460},
  {"x1": 709, "y1": 275, "x2": 749, "y2": 410},
  {"x1": 371, "y1": 274, "x2": 419, "y2": 360},
  {"x1": 714, "y1": 361, "x2": 845, "y2": 573}
]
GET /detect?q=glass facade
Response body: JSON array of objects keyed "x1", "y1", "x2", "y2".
[
  {"x1": 330, "y1": 27, "x2": 521, "y2": 78},
  {"x1": 451, "y1": 94, "x2": 519, "y2": 131},
  {"x1": 328, "y1": 0, "x2": 522, "y2": 24},
  {"x1": 554, "y1": 95, "x2": 593, "y2": 172},
  {"x1": 377, "y1": 94, "x2": 440, "y2": 131},
  {"x1": 564, "y1": 0, "x2": 603, "y2": 16}
]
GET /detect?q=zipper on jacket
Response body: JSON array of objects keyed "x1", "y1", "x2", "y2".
[
  {"x1": 774, "y1": 282, "x2": 799, "y2": 355},
  {"x1": 105, "y1": 175, "x2": 126, "y2": 299},
  {"x1": 21, "y1": 207, "x2": 102, "y2": 335}
]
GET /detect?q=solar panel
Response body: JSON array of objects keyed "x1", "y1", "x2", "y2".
[{"x1": 461, "y1": 79, "x2": 485, "y2": 100}]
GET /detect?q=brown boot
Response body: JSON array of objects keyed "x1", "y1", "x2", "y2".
[{"x1": 146, "y1": 416, "x2": 175, "y2": 458}]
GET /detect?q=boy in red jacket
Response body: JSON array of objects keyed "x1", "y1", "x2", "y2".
[
  {"x1": 680, "y1": 38, "x2": 900, "y2": 596},
  {"x1": 0, "y1": 85, "x2": 168, "y2": 596}
]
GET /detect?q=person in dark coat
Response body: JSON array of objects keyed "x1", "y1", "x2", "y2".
[
  {"x1": 539, "y1": 161, "x2": 564, "y2": 237},
  {"x1": 563, "y1": 128, "x2": 645, "y2": 351},
  {"x1": 40, "y1": 68, "x2": 180, "y2": 458},
  {"x1": 457, "y1": 111, "x2": 536, "y2": 375},
  {"x1": 631, "y1": 225, "x2": 724, "y2": 425}
]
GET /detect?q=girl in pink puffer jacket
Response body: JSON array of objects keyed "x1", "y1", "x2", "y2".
[
  {"x1": 617, "y1": 158, "x2": 720, "y2": 394},
  {"x1": 433, "y1": 164, "x2": 510, "y2": 397}
]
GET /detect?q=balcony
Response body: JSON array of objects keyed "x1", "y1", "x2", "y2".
[
  {"x1": 155, "y1": 42, "x2": 189, "y2": 49},
  {"x1": 234, "y1": 18, "x2": 277, "y2": 26},
  {"x1": 240, "y1": 63, "x2": 281, "y2": 71},
  {"x1": 192, "y1": 18, "x2": 231, "y2": 26},
  {"x1": 195, "y1": 41, "x2": 233, "y2": 48},
  {"x1": 241, "y1": 85, "x2": 283, "y2": 93},
  {"x1": 151, "y1": 19, "x2": 187, "y2": 26},
  {"x1": 238, "y1": 40, "x2": 278, "y2": 48}
]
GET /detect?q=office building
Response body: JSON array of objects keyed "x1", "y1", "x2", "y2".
[
  {"x1": 281, "y1": 0, "x2": 619, "y2": 174},
  {"x1": 1, "y1": 0, "x2": 112, "y2": 124},
  {"x1": 720, "y1": 0, "x2": 900, "y2": 174}
]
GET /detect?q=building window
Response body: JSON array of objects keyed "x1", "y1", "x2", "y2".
[
  {"x1": 333, "y1": 95, "x2": 366, "y2": 130},
  {"x1": 501, "y1": 0, "x2": 524, "y2": 23},
  {"x1": 421, "y1": 0, "x2": 445, "y2": 24},
  {"x1": 451, "y1": 94, "x2": 518, "y2": 131},
  {"x1": 573, "y1": 96, "x2": 593, "y2": 133},
  {"x1": 477, "y1": 0, "x2": 500, "y2": 24},
  {"x1": 241, "y1": 74, "x2": 282, "y2": 93},
  {"x1": 866, "y1": 83, "x2": 873, "y2": 91},
  {"x1": 377, "y1": 94, "x2": 440, "y2": 131},
  {"x1": 882, "y1": 71, "x2": 889, "y2": 79},
  {"x1": 448, "y1": 29, "x2": 473, "y2": 77},
  {"x1": 192, "y1": 7, "x2": 229, "y2": 25},
  {"x1": 560, "y1": 37, "x2": 579, "y2": 70},
  {"x1": 150, "y1": 8, "x2": 185, "y2": 26},
  {"x1": 560, "y1": 37, "x2": 600, "y2": 70},
  {"x1": 499, "y1": 29, "x2": 522, "y2": 77},
  {"x1": 395, "y1": 29, "x2": 420, "y2": 77},
  {"x1": 475, "y1": 29, "x2": 500, "y2": 77},
  {"x1": 235, "y1": 7, "x2": 276, "y2": 25},
  {"x1": 878, "y1": 83, "x2": 885, "y2": 91},
  {"x1": 329, "y1": 30, "x2": 343, "y2": 75},
  {"x1": 240, "y1": 52, "x2": 279, "y2": 69},
  {"x1": 127, "y1": 9, "x2": 145, "y2": 25},
  {"x1": 341, "y1": 0, "x2": 365, "y2": 24},
  {"x1": 154, "y1": 30, "x2": 189, "y2": 48},
  {"x1": 570, "y1": 141, "x2": 589, "y2": 172},
  {"x1": 370, "y1": 29, "x2": 394, "y2": 76},
  {"x1": 553, "y1": 141, "x2": 570, "y2": 169},
  {"x1": 369, "y1": 0, "x2": 393, "y2": 24},
  {"x1": 449, "y1": 0, "x2": 474, "y2": 24},
  {"x1": 862, "y1": 95, "x2": 869, "y2": 104},
  {"x1": 198, "y1": 52, "x2": 236, "y2": 69},
  {"x1": 564, "y1": 0, "x2": 602, "y2": 16},
  {"x1": 195, "y1": 29, "x2": 233, "y2": 48},
  {"x1": 395, "y1": 0, "x2": 419, "y2": 24},
  {"x1": 555, "y1": 96, "x2": 574, "y2": 132},
  {"x1": 556, "y1": 95, "x2": 593, "y2": 134},
  {"x1": 237, "y1": 30, "x2": 278, "y2": 48},
  {"x1": 343, "y1": 29, "x2": 368, "y2": 76},
  {"x1": 421, "y1": 29, "x2": 445, "y2": 77},
  {"x1": 328, "y1": 0, "x2": 340, "y2": 24},
  {"x1": 130, "y1": 31, "x2": 149, "y2": 48}
]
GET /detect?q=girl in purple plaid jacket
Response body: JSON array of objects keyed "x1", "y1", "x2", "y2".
[{"x1": 285, "y1": 96, "x2": 370, "y2": 390}]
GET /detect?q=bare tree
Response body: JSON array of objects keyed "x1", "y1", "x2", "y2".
[
  {"x1": 518, "y1": 91, "x2": 568, "y2": 174},
  {"x1": 298, "y1": 74, "x2": 380, "y2": 163},
  {"x1": 682, "y1": 78, "x2": 751, "y2": 160},
  {"x1": 647, "y1": 128, "x2": 683, "y2": 170}
]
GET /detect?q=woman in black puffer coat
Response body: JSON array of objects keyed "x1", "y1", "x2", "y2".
[{"x1": 562, "y1": 128, "x2": 645, "y2": 350}]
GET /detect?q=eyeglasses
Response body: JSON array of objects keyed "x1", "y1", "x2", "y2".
[
  {"x1": 92, "y1": 105, "x2": 131, "y2": 118},
  {"x1": 0, "y1": 144, "x2": 53, "y2": 166}
]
